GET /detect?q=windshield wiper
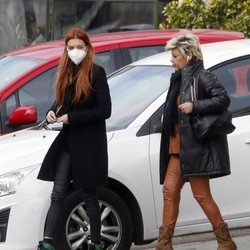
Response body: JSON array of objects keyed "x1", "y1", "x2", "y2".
[{"x1": 32, "y1": 119, "x2": 51, "y2": 130}]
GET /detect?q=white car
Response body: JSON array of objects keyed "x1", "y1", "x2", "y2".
[{"x1": 0, "y1": 39, "x2": 250, "y2": 250}]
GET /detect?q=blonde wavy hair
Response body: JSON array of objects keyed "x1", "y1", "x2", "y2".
[{"x1": 165, "y1": 33, "x2": 203, "y2": 61}]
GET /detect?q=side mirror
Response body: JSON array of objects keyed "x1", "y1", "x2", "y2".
[{"x1": 9, "y1": 106, "x2": 37, "y2": 125}]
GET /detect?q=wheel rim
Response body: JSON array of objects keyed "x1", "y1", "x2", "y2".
[{"x1": 65, "y1": 200, "x2": 122, "y2": 250}]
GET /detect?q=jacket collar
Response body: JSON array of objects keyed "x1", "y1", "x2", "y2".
[
  {"x1": 181, "y1": 59, "x2": 204, "y2": 89},
  {"x1": 183, "y1": 59, "x2": 204, "y2": 78}
]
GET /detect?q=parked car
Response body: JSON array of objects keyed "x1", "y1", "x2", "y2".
[
  {"x1": 0, "y1": 39, "x2": 250, "y2": 250},
  {"x1": 0, "y1": 29, "x2": 245, "y2": 135}
]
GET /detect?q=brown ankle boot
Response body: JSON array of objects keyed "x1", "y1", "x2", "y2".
[
  {"x1": 155, "y1": 226, "x2": 174, "y2": 250},
  {"x1": 213, "y1": 223, "x2": 237, "y2": 250}
]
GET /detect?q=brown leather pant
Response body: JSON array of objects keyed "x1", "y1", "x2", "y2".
[{"x1": 162, "y1": 155, "x2": 225, "y2": 229}]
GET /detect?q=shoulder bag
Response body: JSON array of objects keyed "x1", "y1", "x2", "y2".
[{"x1": 190, "y1": 76, "x2": 235, "y2": 140}]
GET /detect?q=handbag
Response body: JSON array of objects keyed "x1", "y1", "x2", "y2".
[{"x1": 190, "y1": 76, "x2": 235, "y2": 140}]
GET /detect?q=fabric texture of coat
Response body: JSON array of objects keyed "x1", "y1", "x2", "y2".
[
  {"x1": 159, "y1": 60, "x2": 231, "y2": 184},
  {"x1": 37, "y1": 64, "x2": 111, "y2": 189}
]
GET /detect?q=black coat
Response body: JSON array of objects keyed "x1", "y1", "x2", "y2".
[
  {"x1": 159, "y1": 60, "x2": 231, "y2": 184},
  {"x1": 37, "y1": 64, "x2": 111, "y2": 188}
]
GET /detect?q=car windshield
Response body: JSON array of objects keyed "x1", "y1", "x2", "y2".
[
  {"x1": 0, "y1": 56, "x2": 43, "y2": 89},
  {"x1": 106, "y1": 65, "x2": 173, "y2": 131}
]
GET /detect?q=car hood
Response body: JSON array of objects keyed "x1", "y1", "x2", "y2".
[{"x1": 0, "y1": 127, "x2": 114, "y2": 175}]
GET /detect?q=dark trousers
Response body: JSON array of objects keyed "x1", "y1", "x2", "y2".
[{"x1": 44, "y1": 151, "x2": 101, "y2": 243}]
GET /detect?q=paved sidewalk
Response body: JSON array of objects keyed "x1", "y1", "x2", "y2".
[
  {"x1": 132, "y1": 227, "x2": 250, "y2": 250},
  {"x1": 173, "y1": 235, "x2": 250, "y2": 250}
]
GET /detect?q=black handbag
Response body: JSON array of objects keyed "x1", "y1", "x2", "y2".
[{"x1": 191, "y1": 76, "x2": 235, "y2": 140}]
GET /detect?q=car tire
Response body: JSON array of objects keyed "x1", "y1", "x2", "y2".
[{"x1": 55, "y1": 187, "x2": 133, "y2": 250}]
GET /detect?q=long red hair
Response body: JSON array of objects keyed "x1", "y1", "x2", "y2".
[{"x1": 55, "y1": 27, "x2": 94, "y2": 107}]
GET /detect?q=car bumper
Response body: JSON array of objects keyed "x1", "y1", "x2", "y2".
[{"x1": 0, "y1": 177, "x2": 52, "y2": 249}]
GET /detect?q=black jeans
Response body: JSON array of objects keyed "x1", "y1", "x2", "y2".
[{"x1": 44, "y1": 151, "x2": 101, "y2": 244}]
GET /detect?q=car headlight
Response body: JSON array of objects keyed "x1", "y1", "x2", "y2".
[{"x1": 0, "y1": 165, "x2": 39, "y2": 197}]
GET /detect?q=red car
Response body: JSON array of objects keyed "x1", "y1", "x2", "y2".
[{"x1": 0, "y1": 29, "x2": 245, "y2": 135}]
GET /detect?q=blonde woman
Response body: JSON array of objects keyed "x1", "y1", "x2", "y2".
[
  {"x1": 157, "y1": 33, "x2": 237, "y2": 250},
  {"x1": 37, "y1": 28, "x2": 111, "y2": 250}
]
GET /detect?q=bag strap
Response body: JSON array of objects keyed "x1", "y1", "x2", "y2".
[{"x1": 190, "y1": 76, "x2": 199, "y2": 101}]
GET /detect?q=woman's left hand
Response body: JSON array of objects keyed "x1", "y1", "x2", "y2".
[
  {"x1": 57, "y1": 114, "x2": 69, "y2": 124},
  {"x1": 179, "y1": 102, "x2": 193, "y2": 114}
]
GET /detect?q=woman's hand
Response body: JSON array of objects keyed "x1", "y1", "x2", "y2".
[
  {"x1": 179, "y1": 102, "x2": 193, "y2": 114},
  {"x1": 57, "y1": 114, "x2": 69, "y2": 124},
  {"x1": 46, "y1": 110, "x2": 58, "y2": 124}
]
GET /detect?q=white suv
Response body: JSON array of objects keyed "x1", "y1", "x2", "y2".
[{"x1": 0, "y1": 39, "x2": 250, "y2": 250}]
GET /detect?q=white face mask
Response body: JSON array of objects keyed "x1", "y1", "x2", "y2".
[{"x1": 67, "y1": 48, "x2": 87, "y2": 65}]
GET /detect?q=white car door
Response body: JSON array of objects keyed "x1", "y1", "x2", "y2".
[{"x1": 211, "y1": 115, "x2": 250, "y2": 228}]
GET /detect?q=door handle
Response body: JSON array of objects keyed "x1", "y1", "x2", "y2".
[{"x1": 245, "y1": 138, "x2": 250, "y2": 144}]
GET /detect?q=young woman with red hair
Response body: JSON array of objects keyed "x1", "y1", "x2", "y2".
[{"x1": 37, "y1": 27, "x2": 111, "y2": 250}]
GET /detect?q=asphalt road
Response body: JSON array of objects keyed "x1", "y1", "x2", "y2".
[{"x1": 131, "y1": 227, "x2": 250, "y2": 249}]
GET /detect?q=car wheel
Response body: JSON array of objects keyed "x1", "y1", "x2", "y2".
[{"x1": 55, "y1": 187, "x2": 133, "y2": 250}]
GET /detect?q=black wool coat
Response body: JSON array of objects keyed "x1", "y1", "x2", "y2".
[
  {"x1": 37, "y1": 64, "x2": 111, "y2": 188},
  {"x1": 159, "y1": 60, "x2": 231, "y2": 184}
]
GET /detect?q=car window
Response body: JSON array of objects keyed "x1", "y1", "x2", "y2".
[
  {"x1": 0, "y1": 56, "x2": 43, "y2": 89},
  {"x1": 211, "y1": 57, "x2": 250, "y2": 115},
  {"x1": 106, "y1": 65, "x2": 173, "y2": 131},
  {"x1": 5, "y1": 94, "x2": 16, "y2": 117},
  {"x1": 18, "y1": 67, "x2": 58, "y2": 122},
  {"x1": 5, "y1": 66, "x2": 57, "y2": 128},
  {"x1": 128, "y1": 45, "x2": 165, "y2": 62},
  {"x1": 95, "y1": 51, "x2": 116, "y2": 76},
  {"x1": 1, "y1": 94, "x2": 17, "y2": 133}
]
